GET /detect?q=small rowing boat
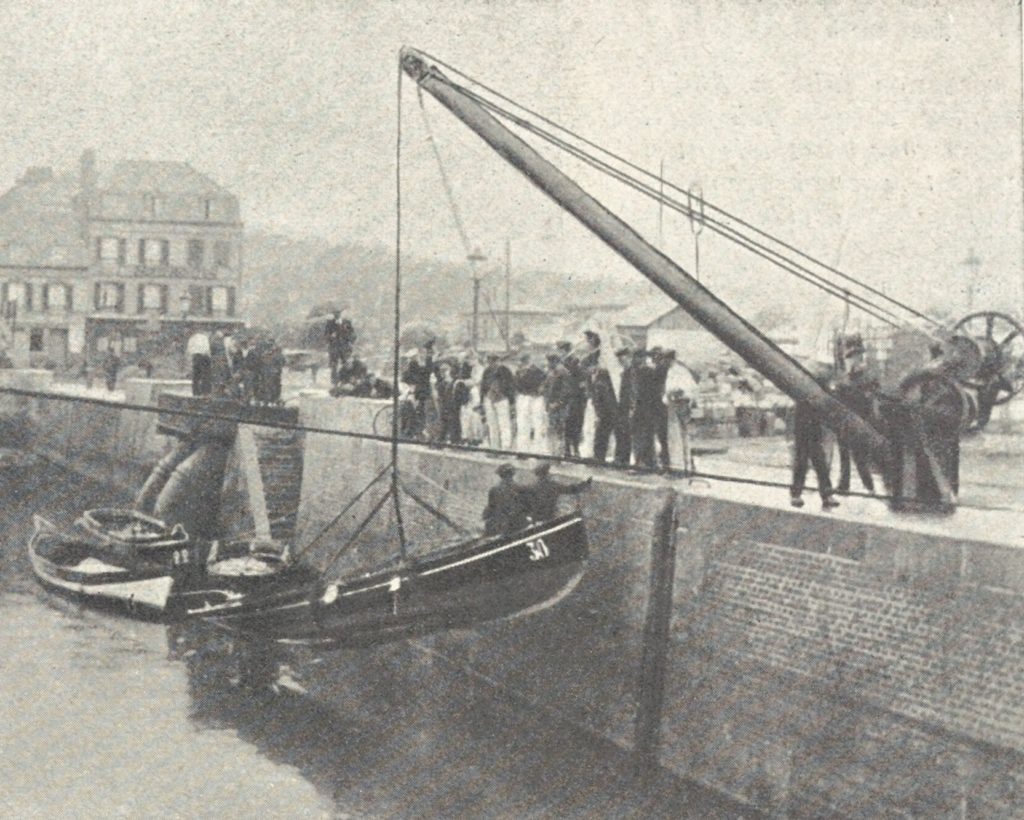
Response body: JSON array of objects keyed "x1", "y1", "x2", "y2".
[{"x1": 28, "y1": 514, "x2": 310, "y2": 618}]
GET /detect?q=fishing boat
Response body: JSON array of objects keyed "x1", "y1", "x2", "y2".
[
  {"x1": 189, "y1": 513, "x2": 588, "y2": 648},
  {"x1": 28, "y1": 514, "x2": 307, "y2": 617}
]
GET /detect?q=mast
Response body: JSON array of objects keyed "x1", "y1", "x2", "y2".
[{"x1": 400, "y1": 47, "x2": 890, "y2": 466}]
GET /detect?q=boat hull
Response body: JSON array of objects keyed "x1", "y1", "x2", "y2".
[
  {"x1": 199, "y1": 514, "x2": 589, "y2": 649},
  {"x1": 28, "y1": 515, "x2": 298, "y2": 619},
  {"x1": 29, "y1": 522, "x2": 175, "y2": 614}
]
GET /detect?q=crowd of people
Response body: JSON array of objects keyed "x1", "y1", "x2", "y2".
[
  {"x1": 394, "y1": 331, "x2": 684, "y2": 470},
  {"x1": 186, "y1": 328, "x2": 285, "y2": 405}
]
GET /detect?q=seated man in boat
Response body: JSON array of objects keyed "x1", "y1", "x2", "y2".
[
  {"x1": 524, "y1": 462, "x2": 592, "y2": 523},
  {"x1": 482, "y1": 463, "x2": 530, "y2": 536}
]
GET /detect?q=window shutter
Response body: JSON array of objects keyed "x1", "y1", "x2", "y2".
[
  {"x1": 1, "y1": 282, "x2": 7, "y2": 307},
  {"x1": 24, "y1": 283, "x2": 32, "y2": 312},
  {"x1": 159, "y1": 284, "x2": 168, "y2": 314},
  {"x1": 205, "y1": 286, "x2": 213, "y2": 315},
  {"x1": 138, "y1": 239, "x2": 146, "y2": 265},
  {"x1": 160, "y1": 240, "x2": 170, "y2": 266},
  {"x1": 137, "y1": 284, "x2": 145, "y2": 314},
  {"x1": 95, "y1": 237, "x2": 103, "y2": 261},
  {"x1": 42, "y1": 284, "x2": 49, "y2": 312},
  {"x1": 66, "y1": 284, "x2": 73, "y2": 312},
  {"x1": 94, "y1": 282, "x2": 101, "y2": 310},
  {"x1": 226, "y1": 287, "x2": 236, "y2": 317},
  {"x1": 118, "y1": 239, "x2": 127, "y2": 266},
  {"x1": 116, "y1": 283, "x2": 125, "y2": 313}
]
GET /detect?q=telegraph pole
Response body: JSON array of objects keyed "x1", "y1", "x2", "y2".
[{"x1": 961, "y1": 247, "x2": 981, "y2": 312}]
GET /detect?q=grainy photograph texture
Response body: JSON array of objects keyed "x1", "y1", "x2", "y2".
[{"x1": 0, "y1": 1, "x2": 1022, "y2": 817}]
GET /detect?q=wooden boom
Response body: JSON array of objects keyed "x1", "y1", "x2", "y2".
[{"x1": 401, "y1": 47, "x2": 891, "y2": 469}]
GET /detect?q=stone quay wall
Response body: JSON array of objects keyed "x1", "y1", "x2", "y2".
[{"x1": 6, "y1": 379, "x2": 1023, "y2": 817}]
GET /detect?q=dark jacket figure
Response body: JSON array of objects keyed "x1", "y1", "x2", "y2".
[
  {"x1": 557, "y1": 342, "x2": 587, "y2": 457},
  {"x1": 483, "y1": 464, "x2": 529, "y2": 536},
  {"x1": 589, "y1": 365, "x2": 617, "y2": 463},
  {"x1": 335, "y1": 357, "x2": 369, "y2": 395},
  {"x1": 542, "y1": 355, "x2": 574, "y2": 454},
  {"x1": 402, "y1": 346, "x2": 434, "y2": 438},
  {"x1": 480, "y1": 358, "x2": 515, "y2": 403},
  {"x1": 629, "y1": 350, "x2": 675, "y2": 469},
  {"x1": 337, "y1": 318, "x2": 356, "y2": 363},
  {"x1": 524, "y1": 464, "x2": 591, "y2": 522},
  {"x1": 614, "y1": 349, "x2": 637, "y2": 465},
  {"x1": 437, "y1": 364, "x2": 470, "y2": 443},
  {"x1": 209, "y1": 333, "x2": 232, "y2": 397},
  {"x1": 514, "y1": 359, "x2": 545, "y2": 397},
  {"x1": 835, "y1": 367, "x2": 877, "y2": 494},
  {"x1": 790, "y1": 400, "x2": 838, "y2": 508},
  {"x1": 650, "y1": 348, "x2": 675, "y2": 468},
  {"x1": 241, "y1": 343, "x2": 263, "y2": 404}
]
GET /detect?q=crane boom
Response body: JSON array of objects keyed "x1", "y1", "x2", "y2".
[{"x1": 400, "y1": 47, "x2": 891, "y2": 469}]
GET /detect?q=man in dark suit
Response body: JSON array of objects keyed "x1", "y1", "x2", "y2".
[
  {"x1": 483, "y1": 463, "x2": 529, "y2": 536},
  {"x1": 613, "y1": 346, "x2": 636, "y2": 466}
]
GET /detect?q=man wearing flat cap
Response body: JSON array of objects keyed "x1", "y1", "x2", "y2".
[{"x1": 483, "y1": 463, "x2": 529, "y2": 535}]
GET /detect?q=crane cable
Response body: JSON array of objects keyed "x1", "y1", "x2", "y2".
[
  {"x1": 452, "y1": 83, "x2": 909, "y2": 330},
  {"x1": 414, "y1": 49, "x2": 942, "y2": 330}
]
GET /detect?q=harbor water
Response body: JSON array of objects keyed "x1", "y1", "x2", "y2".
[{"x1": 0, "y1": 458, "x2": 751, "y2": 818}]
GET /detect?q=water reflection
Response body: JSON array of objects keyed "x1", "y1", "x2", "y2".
[{"x1": 2, "y1": 461, "x2": 754, "y2": 819}]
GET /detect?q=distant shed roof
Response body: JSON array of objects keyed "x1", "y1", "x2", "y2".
[{"x1": 612, "y1": 295, "x2": 679, "y2": 328}]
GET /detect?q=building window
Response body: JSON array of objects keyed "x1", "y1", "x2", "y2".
[
  {"x1": 139, "y1": 239, "x2": 170, "y2": 267},
  {"x1": 6, "y1": 282, "x2": 27, "y2": 309},
  {"x1": 98, "y1": 237, "x2": 127, "y2": 264},
  {"x1": 210, "y1": 285, "x2": 232, "y2": 315},
  {"x1": 187, "y1": 239, "x2": 204, "y2": 269},
  {"x1": 213, "y1": 240, "x2": 231, "y2": 268},
  {"x1": 95, "y1": 282, "x2": 124, "y2": 312},
  {"x1": 29, "y1": 328, "x2": 44, "y2": 353},
  {"x1": 122, "y1": 336, "x2": 137, "y2": 354},
  {"x1": 144, "y1": 194, "x2": 160, "y2": 218},
  {"x1": 203, "y1": 198, "x2": 213, "y2": 220},
  {"x1": 138, "y1": 283, "x2": 166, "y2": 313},
  {"x1": 45, "y1": 283, "x2": 71, "y2": 311}
]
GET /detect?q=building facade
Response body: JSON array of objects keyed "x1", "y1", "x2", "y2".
[{"x1": 0, "y1": 150, "x2": 244, "y2": 370}]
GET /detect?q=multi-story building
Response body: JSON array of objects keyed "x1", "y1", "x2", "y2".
[{"x1": 0, "y1": 149, "x2": 244, "y2": 369}]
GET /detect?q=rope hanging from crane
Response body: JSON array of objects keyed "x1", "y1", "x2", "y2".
[{"x1": 411, "y1": 48, "x2": 942, "y2": 333}]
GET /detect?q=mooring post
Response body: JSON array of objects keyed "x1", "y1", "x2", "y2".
[{"x1": 634, "y1": 488, "x2": 678, "y2": 773}]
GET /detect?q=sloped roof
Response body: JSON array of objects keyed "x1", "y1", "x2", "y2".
[
  {"x1": 99, "y1": 160, "x2": 226, "y2": 195},
  {"x1": 0, "y1": 171, "x2": 89, "y2": 267},
  {"x1": 612, "y1": 294, "x2": 680, "y2": 328}
]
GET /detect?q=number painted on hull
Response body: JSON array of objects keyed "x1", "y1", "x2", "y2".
[{"x1": 526, "y1": 537, "x2": 549, "y2": 561}]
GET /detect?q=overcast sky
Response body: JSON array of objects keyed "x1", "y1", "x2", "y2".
[{"x1": 0, "y1": 0, "x2": 1020, "y2": 323}]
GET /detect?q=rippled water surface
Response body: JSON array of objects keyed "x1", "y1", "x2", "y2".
[{"x1": 0, "y1": 460, "x2": 750, "y2": 818}]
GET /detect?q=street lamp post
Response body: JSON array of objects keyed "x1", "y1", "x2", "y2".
[{"x1": 468, "y1": 247, "x2": 487, "y2": 348}]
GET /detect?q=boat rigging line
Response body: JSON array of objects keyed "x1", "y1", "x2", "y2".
[
  {"x1": 445, "y1": 83, "x2": 908, "y2": 330},
  {"x1": 411, "y1": 48, "x2": 942, "y2": 331}
]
